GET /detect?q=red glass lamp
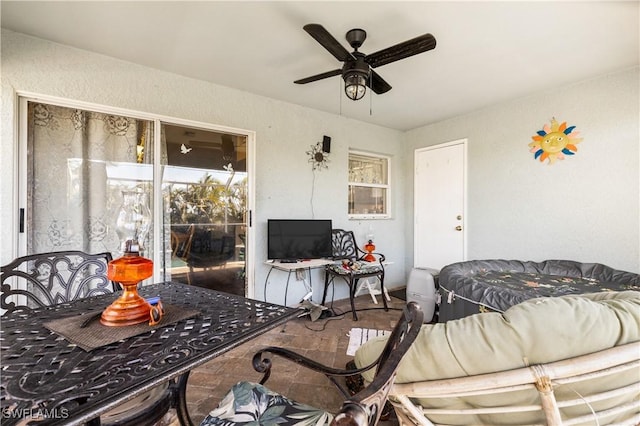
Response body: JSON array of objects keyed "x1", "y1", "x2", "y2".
[
  {"x1": 101, "y1": 190, "x2": 154, "y2": 327},
  {"x1": 363, "y1": 240, "x2": 376, "y2": 262}
]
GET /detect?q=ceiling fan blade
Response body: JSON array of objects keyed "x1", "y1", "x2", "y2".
[
  {"x1": 367, "y1": 70, "x2": 392, "y2": 94},
  {"x1": 303, "y1": 23, "x2": 355, "y2": 62},
  {"x1": 294, "y1": 69, "x2": 342, "y2": 84},
  {"x1": 365, "y1": 33, "x2": 436, "y2": 68}
]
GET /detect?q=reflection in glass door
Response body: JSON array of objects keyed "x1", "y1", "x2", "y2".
[
  {"x1": 162, "y1": 124, "x2": 247, "y2": 296},
  {"x1": 24, "y1": 101, "x2": 155, "y2": 259}
]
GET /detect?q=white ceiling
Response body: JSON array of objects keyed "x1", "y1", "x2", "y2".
[{"x1": 2, "y1": 1, "x2": 638, "y2": 131}]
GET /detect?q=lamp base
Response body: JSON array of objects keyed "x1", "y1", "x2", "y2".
[
  {"x1": 100, "y1": 284, "x2": 152, "y2": 326},
  {"x1": 102, "y1": 253, "x2": 154, "y2": 327}
]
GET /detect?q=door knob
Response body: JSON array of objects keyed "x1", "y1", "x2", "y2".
[{"x1": 455, "y1": 225, "x2": 462, "y2": 231}]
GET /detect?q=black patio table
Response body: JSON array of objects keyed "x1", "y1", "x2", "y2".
[{"x1": 0, "y1": 282, "x2": 300, "y2": 426}]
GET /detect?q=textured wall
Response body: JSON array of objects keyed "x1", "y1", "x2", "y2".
[
  {"x1": 3, "y1": 29, "x2": 637, "y2": 310},
  {"x1": 0, "y1": 29, "x2": 404, "y2": 304},
  {"x1": 404, "y1": 67, "x2": 640, "y2": 273}
]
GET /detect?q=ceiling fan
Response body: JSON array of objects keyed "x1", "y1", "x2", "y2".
[{"x1": 294, "y1": 24, "x2": 436, "y2": 101}]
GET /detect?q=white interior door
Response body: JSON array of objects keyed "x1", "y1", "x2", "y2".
[{"x1": 414, "y1": 140, "x2": 466, "y2": 270}]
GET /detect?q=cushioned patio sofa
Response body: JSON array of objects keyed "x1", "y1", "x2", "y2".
[{"x1": 356, "y1": 291, "x2": 640, "y2": 425}]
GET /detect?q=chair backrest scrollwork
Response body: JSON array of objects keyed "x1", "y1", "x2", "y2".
[
  {"x1": 330, "y1": 229, "x2": 385, "y2": 266},
  {"x1": 1, "y1": 250, "x2": 116, "y2": 315},
  {"x1": 331, "y1": 229, "x2": 359, "y2": 261}
]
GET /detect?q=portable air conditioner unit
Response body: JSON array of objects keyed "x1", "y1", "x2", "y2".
[{"x1": 406, "y1": 267, "x2": 439, "y2": 323}]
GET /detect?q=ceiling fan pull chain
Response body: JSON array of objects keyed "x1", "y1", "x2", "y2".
[
  {"x1": 369, "y1": 74, "x2": 373, "y2": 116},
  {"x1": 339, "y1": 78, "x2": 343, "y2": 116}
]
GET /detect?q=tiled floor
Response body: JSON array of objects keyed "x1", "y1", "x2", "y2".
[{"x1": 185, "y1": 292, "x2": 408, "y2": 425}]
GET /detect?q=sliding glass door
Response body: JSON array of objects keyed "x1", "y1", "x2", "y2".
[
  {"x1": 20, "y1": 98, "x2": 252, "y2": 297},
  {"x1": 24, "y1": 101, "x2": 154, "y2": 257},
  {"x1": 161, "y1": 124, "x2": 247, "y2": 295}
]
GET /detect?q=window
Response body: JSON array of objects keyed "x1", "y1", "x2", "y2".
[{"x1": 348, "y1": 151, "x2": 390, "y2": 219}]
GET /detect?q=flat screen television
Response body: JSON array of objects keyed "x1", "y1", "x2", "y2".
[{"x1": 268, "y1": 219, "x2": 332, "y2": 261}]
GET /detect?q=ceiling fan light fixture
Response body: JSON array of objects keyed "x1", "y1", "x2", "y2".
[
  {"x1": 295, "y1": 24, "x2": 436, "y2": 101},
  {"x1": 344, "y1": 71, "x2": 367, "y2": 101}
]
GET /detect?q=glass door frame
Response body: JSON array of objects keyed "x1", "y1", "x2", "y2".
[{"x1": 16, "y1": 92, "x2": 256, "y2": 298}]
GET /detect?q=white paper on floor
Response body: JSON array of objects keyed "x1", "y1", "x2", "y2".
[{"x1": 347, "y1": 328, "x2": 390, "y2": 356}]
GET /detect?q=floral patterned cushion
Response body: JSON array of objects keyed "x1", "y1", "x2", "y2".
[
  {"x1": 200, "y1": 381, "x2": 334, "y2": 426},
  {"x1": 326, "y1": 261, "x2": 382, "y2": 276}
]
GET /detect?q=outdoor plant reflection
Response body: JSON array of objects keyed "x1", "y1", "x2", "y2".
[
  {"x1": 167, "y1": 172, "x2": 247, "y2": 287},
  {"x1": 169, "y1": 174, "x2": 246, "y2": 226}
]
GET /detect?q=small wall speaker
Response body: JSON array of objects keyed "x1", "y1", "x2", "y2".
[{"x1": 322, "y1": 135, "x2": 331, "y2": 153}]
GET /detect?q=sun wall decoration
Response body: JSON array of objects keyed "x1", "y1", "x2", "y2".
[
  {"x1": 307, "y1": 142, "x2": 330, "y2": 171},
  {"x1": 529, "y1": 118, "x2": 583, "y2": 165}
]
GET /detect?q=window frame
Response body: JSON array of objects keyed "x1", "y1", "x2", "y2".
[{"x1": 348, "y1": 150, "x2": 391, "y2": 220}]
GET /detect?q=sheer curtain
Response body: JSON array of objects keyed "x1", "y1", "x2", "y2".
[{"x1": 27, "y1": 102, "x2": 154, "y2": 257}]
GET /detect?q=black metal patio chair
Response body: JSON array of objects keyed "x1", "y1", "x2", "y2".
[
  {"x1": 200, "y1": 301, "x2": 424, "y2": 426},
  {"x1": 322, "y1": 229, "x2": 388, "y2": 320}
]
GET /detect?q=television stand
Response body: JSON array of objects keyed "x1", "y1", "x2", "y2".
[{"x1": 264, "y1": 258, "x2": 335, "y2": 306}]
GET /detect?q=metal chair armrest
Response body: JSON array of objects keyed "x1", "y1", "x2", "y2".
[{"x1": 252, "y1": 346, "x2": 379, "y2": 398}]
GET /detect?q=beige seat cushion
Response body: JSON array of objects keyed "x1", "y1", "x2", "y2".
[{"x1": 355, "y1": 291, "x2": 640, "y2": 425}]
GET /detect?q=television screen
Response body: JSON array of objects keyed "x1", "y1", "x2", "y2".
[{"x1": 268, "y1": 219, "x2": 332, "y2": 261}]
